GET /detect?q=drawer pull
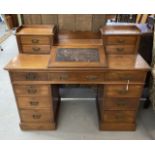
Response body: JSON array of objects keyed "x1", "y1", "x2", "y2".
[
  {"x1": 29, "y1": 101, "x2": 39, "y2": 106},
  {"x1": 117, "y1": 80, "x2": 130, "y2": 94},
  {"x1": 115, "y1": 113, "x2": 124, "y2": 120},
  {"x1": 117, "y1": 39, "x2": 125, "y2": 44},
  {"x1": 116, "y1": 101, "x2": 126, "y2": 106},
  {"x1": 32, "y1": 114, "x2": 41, "y2": 119},
  {"x1": 27, "y1": 86, "x2": 37, "y2": 94},
  {"x1": 59, "y1": 75, "x2": 68, "y2": 80},
  {"x1": 116, "y1": 48, "x2": 124, "y2": 52},
  {"x1": 25, "y1": 73, "x2": 37, "y2": 80},
  {"x1": 86, "y1": 76, "x2": 98, "y2": 80},
  {"x1": 32, "y1": 39, "x2": 39, "y2": 44},
  {"x1": 32, "y1": 47, "x2": 41, "y2": 52}
]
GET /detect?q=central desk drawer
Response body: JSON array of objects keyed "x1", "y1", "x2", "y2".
[
  {"x1": 20, "y1": 36, "x2": 51, "y2": 45},
  {"x1": 48, "y1": 72, "x2": 105, "y2": 82},
  {"x1": 20, "y1": 109, "x2": 53, "y2": 122},
  {"x1": 14, "y1": 85, "x2": 50, "y2": 96},
  {"x1": 11, "y1": 72, "x2": 48, "y2": 81},
  {"x1": 22, "y1": 45, "x2": 50, "y2": 54},
  {"x1": 104, "y1": 85, "x2": 143, "y2": 97},
  {"x1": 17, "y1": 96, "x2": 51, "y2": 109},
  {"x1": 103, "y1": 36, "x2": 137, "y2": 45},
  {"x1": 105, "y1": 71, "x2": 146, "y2": 82},
  {"x1": 102, "y1": 110, "x2": 136, "y2": 123}
]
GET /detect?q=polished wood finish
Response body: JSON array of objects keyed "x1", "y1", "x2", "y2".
[{"x1": 5, "y1": 24, "x2": 150, "y2": 131}]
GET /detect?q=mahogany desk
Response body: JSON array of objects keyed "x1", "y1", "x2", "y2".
[{"x1": 5, "y1": 25, "x2": 150, "y2": 131}]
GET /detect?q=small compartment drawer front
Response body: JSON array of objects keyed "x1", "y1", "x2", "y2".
[
  {"x1": 11, "y1": 72, "x2": 48, "y2": 81},
  {"x1": 48, "y1": 72, "x2": 105, "y2": 82},
  {"x1": 20, "y1": 109, "x2": 53, "y2": 122},
  {"x1": 102, "y1": 110, "x2": 136, "y2": 123},
  {"x1": 22, "y1": 45, "x2": 50, "y2": 54},
  {"x1": 14, "y1": 85, "x2": 50, "y2": 96},
  {"x1": 105, "y1": 71, "x2": 146, "y2": 82},
  {"x1": 105, "y1": 45, "x2": 136, "y2": 54},
  {"x1": 104, "y1": 98, "x2": 139, "y2": 110},
  {"x1": 104, "y1": 85, "x2": 143, "y2": 97},
  {"x1": 104, "y1": 36, "x2": 137, "y2": 45},
  {"x1": 17, "y1": 96, "x2": 51, "y2": 109},
  {"x1": 20, "y1": 36, "x2": 51, "y2": 45}
]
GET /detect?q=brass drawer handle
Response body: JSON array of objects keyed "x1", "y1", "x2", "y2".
[
  {"x1": 25, "y1": 73, "x2": 37, "y2": 80},
  {"x1": 117, "y1": 39, "x2": 125, "y2": 44},
  {"x1": 115, "y1": 112, "x2": 124, "y2": 120},
  {"x1": 29, "y1": 101, "x2": 39, "y2": 106},
  {"x1": 86, "y1": 75, "x2": 98, "y2": 80},
  {"x1": 116, "y1": 48, "x2": 124, "y2": 52},
  {"x1": 32, "y1": 114, "x2": 41, "y2": 119},
  {"x1": 116, "y1": 101, "x2": 126, "y2": 106},
  {"x1": 32, "y1": 39, "x2": 39, "y2": 44},
  {"x1": 27, "y1": 86, "x2": 37, "y2": 94},
  {"x1": 32, "y1": 47, "x2": 41, "y2": 52},
  {"x1": 117, "y1": 80, "x2": 130, "y2": 94},
  {"x1": 59, "y1": 75, "x2": 68, "y2": 80}
]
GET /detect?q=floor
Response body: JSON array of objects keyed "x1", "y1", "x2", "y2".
[{"x1": 0, "y1": 35, "x2": 155, "y2": 140}]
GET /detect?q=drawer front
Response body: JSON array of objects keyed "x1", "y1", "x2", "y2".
[
  {"x1": 48, "y1": 72, "x2": 105, "y2": 82},
  {"x1": 104, "y1": 36, "x2": 137, "y2": 45},
  {"x1": 104, "y1": 85, "x2": 143, "y2": 97},
  {"x1": 22, "y1": 45, "x2": 50, "y2": 54},
  {"x1": 20, "y1": 36, "x2": 51, "y2": 45},
  {"x1": 103, "y1": 98, "x2": 139, "y2": 110},
  {"x1": 102, "y1": 110, "x2": 136, "y2": 123},
  {"x1": 20, "y1": 109, "x2": 53, "y2": 122},
  {"x1": 105, "y1": 45, "x2": 136, "y2": 54},
  {"x1": 14, "y1": 85, "x2": 50, "y2": 96},
  {"x1": 17, "y1": 96, "x2": 51, "y2": 109},
  {"x1": 11, "y1": 72, "x2": 48, "y2": 81},
  {"x1": 105, "y1": 71, "x2": 146, "y2": 82}
]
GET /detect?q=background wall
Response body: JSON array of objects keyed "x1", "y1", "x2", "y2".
[{"x1": 22, "y1": 14, "x2": 106, "y2": 32}]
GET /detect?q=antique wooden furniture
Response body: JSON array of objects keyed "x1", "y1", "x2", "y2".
[
  {"x1": 16, "y1": 25, "x2": 56, "y2": 54},
  {"x1": 5, "y1": 24, "x2": 150, "y2": 131}
]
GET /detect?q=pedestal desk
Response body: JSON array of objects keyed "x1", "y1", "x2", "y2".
[{"x1": 5, "y1": 24, "x2": 150, "y2": 131}]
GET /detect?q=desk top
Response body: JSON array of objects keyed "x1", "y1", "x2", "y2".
[{"x1": 5, "y1": 53, "x2": 150, "y2": 71}]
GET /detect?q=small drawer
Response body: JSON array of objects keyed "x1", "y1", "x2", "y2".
[
  {"x1": 22, "y1": 45, "x2": 50, "y2": 54},
  {"x1": 103, "y1": 98, "x2": 139, "y2": 110},
  {"x1": 20, "y1": 36, "x2": 51, "y2": 45},
  {"x1": 14, "y1": 85, "x2": 50, "y2": 96},
  {"x1": 105, "y1": 45, "x2": 136, "y2": 54},
  {"x1": 20, "y1": 109, "x2": 53, "y2": 122},
  {"x1": 104, "y1": 85, "x2": 143, "y2": 97},
  {"x1": 17, "y1": 96, "x2": 51, "y2": 109},
  {"x1": 105, "y1": 71, "x2": 146, "y2": 82},
  {"x1": 11, "y1": 72, "x2": 48, "y2": 81},
  {"x1": 103, "y1": 36, "x2": 137, "y2": 45},
  {"x1": 102, "y1": 110, "x2": 136, "y2": 123},
  {"x1": 48, "y1": 72, "x2": 105, "y2": 83}
]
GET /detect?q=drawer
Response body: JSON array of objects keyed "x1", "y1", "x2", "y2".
[
  {"x1": 17, "y1": 96, "x2": 51, "y2": 109},
  {"x1": 20, "y1": 109, "x2": 53, "y2": 122},
  {"x1": 105, "y1": 45, "x2": 136, "y2": 54},
  {"x1": 20, "y1": 36, "x2": 51, "y2": 45},
  {"x1": 14, "y1": 85, "x2": 50, "y2": 96},
  {"x1": 103, "y1": 36, "x2": 137, "y2": 45},
  {"x1": 103, "y1": 98, "x2": 139, "y2": 110},
  {"x1": 105, "y1": 71, "x2": 146, "y2": 82},
  {"x1": 48, "y1": 72, "x2": 105, "y2": 83},
  {"x1": 11, "y1": 72, "x2": 48, "y2": 81},
  {"x1": 102, "y1": 110, "x2": 136, "y2": 123},
  {"x1": 22, "y1": 45, "x2": 50, "y2": 54},
  {"x1": 104, "y1": 85, "x2": 143, "y2": 97}
]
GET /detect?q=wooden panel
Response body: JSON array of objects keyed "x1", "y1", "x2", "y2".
[
  {"x1": 103, "y1": 98, "x2": 140, "y2": 110},
  {"x1": 30, "y1": 14, "x2": 42, "y2": 24},
  {"x1": 104, "y1": 85, "x2": 143, "y2": 98},
  {"x1": 14, "y1": 85, "x2": 50, "y2": 96},
  {"x1": 22, "y1": 45, "x2": 50, "y2": 54},
  {"x1": 75, "y1": 15, "x2": 92, "y2": 31},
  {"x1": 102, "y1": 110, "x2": 136, "y2": 123},
  {"x1": 20, "y1": 109, "x2": 53, "y2": 122},
  {"x1": 23, "y1": 14, "x2": 32, "y2": 24},
  {"x1": 58, "y1": 14, "x2": 75, "y2": 31},
  {"x1": 92, "y1": 14, "x2": 106, "y2": 32},
  {"x1": 41, "y1": 14, "x2": 58, "y2": 25},
  {"x1": 17, "y1": 96, "x2": 51, "y2": 109}
]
